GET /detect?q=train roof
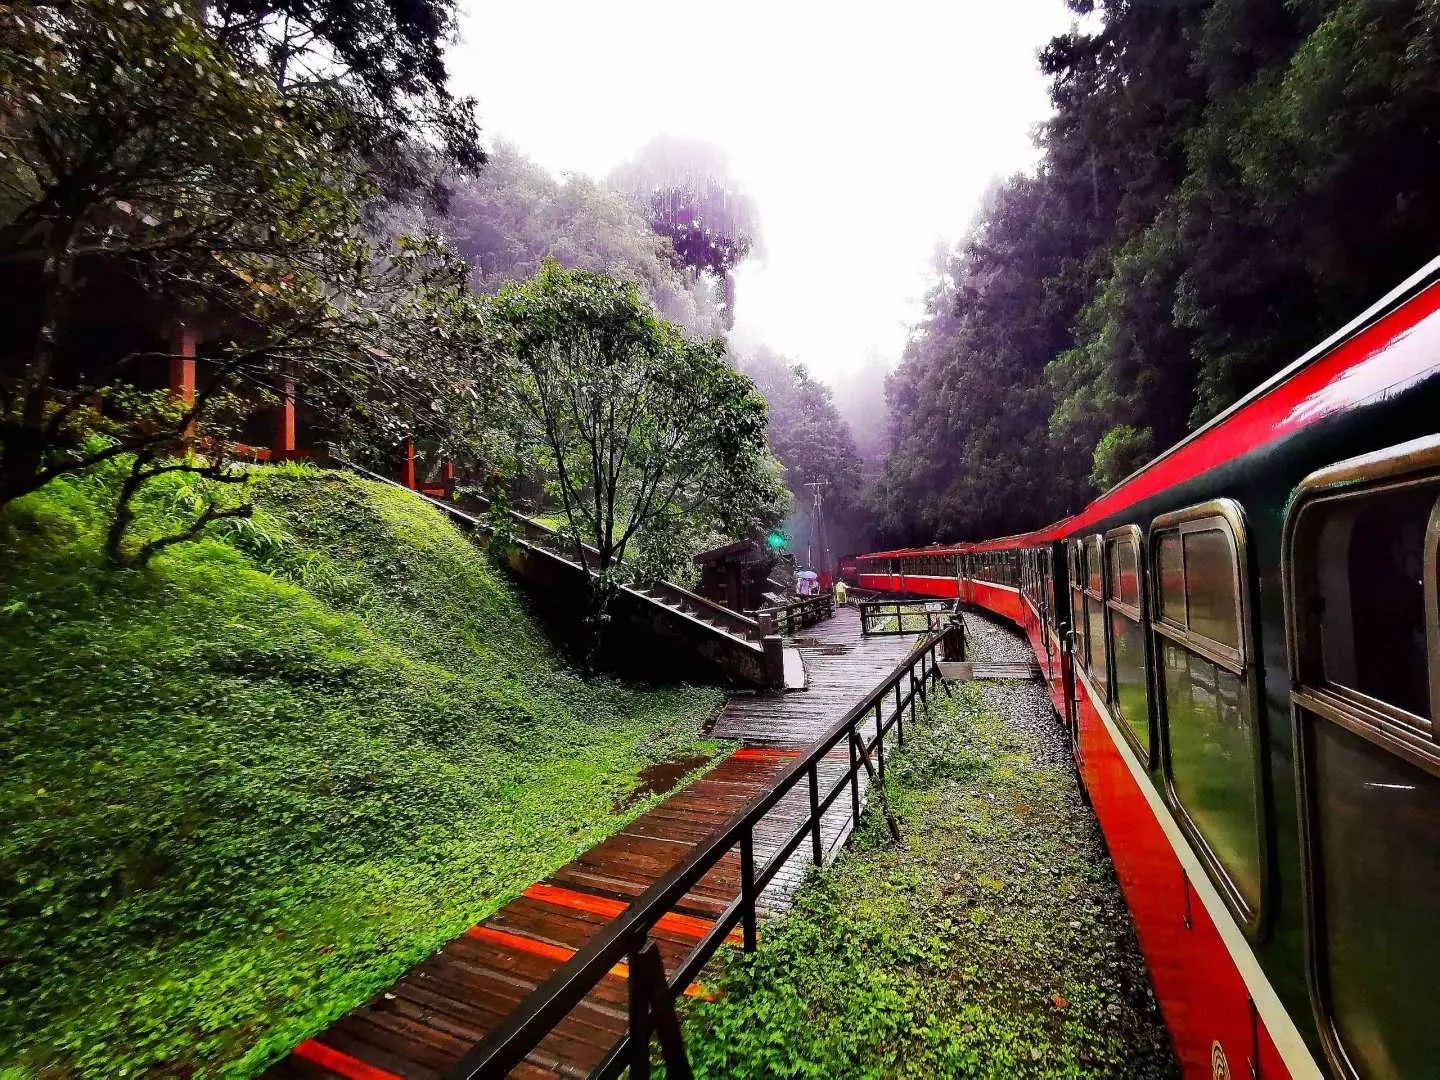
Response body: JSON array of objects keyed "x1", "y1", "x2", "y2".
[{"x1": 862, "y1": 255, "x2": 1440, "y2": 559}]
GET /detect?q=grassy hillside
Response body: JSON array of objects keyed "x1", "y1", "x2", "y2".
[{"x1": 0, "y1": 462, "x2": 726, "y2": 1077}]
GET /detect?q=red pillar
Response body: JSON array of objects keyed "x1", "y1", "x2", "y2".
[
  {"x1": 274, "y1": 378, "x2": 296, "y2": 458},
  {"x1": 169, "y1": 323, "x2": 197, "y2": 439},
  {"x1": 442, "y1": 460, "x2": 455, "y2": 495},
  {"x1": 168, "y1": 323, "x2": 196, "y2": 405},
  {"x1": 400, "y1": 439, "x2": 415, "y2": 489}
]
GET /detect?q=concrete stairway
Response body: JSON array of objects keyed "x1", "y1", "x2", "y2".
[{"x1": 332, "y1": 457, "x2": 825, "y2": 688}]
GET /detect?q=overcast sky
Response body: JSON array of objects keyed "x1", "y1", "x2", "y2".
[{"x1": 450, "y1": 1, "x2": 1076, "y2": 384}]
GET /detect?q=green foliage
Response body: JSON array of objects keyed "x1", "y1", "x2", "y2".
[
  {"x1": 1, "y1": 0, "x2": 497, "y2": 514},
  {"x1": 740, "y1": 348, "x2": 867, "y2": 555},
  {"x1": 398, "y1": 143, "x2": 726, "y2": 338},
  {"x1": 0, "y1": 464, "x2": 724, "y2": 1076},
  {"x1": 875, "y1": 0, "x2": 1440, "y2": 538},
  {"x1": 205, "y1": 0, "x2": 484, "y2": 188},
  {"x1": 681, "y1": 684, "x2": 1174, "y2": 1078},
  {"x1": 1090, "y1": 424, "x2": 1156, "y2": 492},
  {"x1": 491, "y1": 261, "x2": 787, "y2": 588}
]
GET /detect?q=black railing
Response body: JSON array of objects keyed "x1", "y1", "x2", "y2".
[
  {"x1": 447, "y1": 619, "x2": 963, "y2": 1080},
  {"x1": 858, "y1": 598, "x2": 962, "y2": 639}
]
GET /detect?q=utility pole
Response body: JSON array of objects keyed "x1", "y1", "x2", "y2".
[{"x1": 805, "y1": 481, "x2": 831, "y2": 584}]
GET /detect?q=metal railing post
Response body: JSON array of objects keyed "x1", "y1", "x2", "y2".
[
  {"x1": 875, "y1": 700, "x2": 885, "y2": 785},
  {"x1": 849, "y1": 721, "x2": 860, "y2": 827},
  {"x1": 895, "y1": 679, "x2": 905, "y2": 746},
  {"x1": 630, "y1": 942, "x2": 652, "y2": 1080},
  {"x1": 808, "y1": 762, "x2": 823, "y2": 865},
  {"x1": 739, "y1": 828, "x2": 758, "y2": 952}
]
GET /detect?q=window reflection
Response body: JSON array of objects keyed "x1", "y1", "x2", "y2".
[
  {"x1": 1159, "y1": 531, "x2": 1184, "y2": 624},
  {"x1": 1089, "y1": 592, "x2": 1108, "y2": 691},
  {"x1": 1111, "y1": 609, "x2": 1148, "y2": 754},
  {"x1": 1108, "y1": 537, "x2": 1139, "y2": 608},
  {"x1": 1308, "y1": 488, "x2": 1433, "y2": 720},
  {"x1": 1311, "y1": 718, "x2": 1440, "y2": 1079},
  {"x1": 1183, "y1": 528, "x2": 1239, "y2": 650},
  {"x1": 1163, "y1": 641, "x2": 1261, "y2": 911}
]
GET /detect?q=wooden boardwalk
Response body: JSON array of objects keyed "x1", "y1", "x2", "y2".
[{"x1": 267, "y1": 607, "x2": 921, "y2": 1080}]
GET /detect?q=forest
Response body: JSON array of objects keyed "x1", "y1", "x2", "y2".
[{"x1": 868, "y1": 0, "x2": 1440, "y2": 545}]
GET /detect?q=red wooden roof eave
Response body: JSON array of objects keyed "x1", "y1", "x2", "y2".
[{"x1": 864, "y1": 256, "x2": 1440, "y2": 561}]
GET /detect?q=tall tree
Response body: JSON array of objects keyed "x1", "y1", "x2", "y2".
[
  {"x1": 739, "y1": 349, "x2": 867, "y2": 557},
  {"x1": 610, "y1": 137, "x2": 762, "y2": 328},
  {"x1": 491, "y1": 262, "x2": 786, "y2": 647}
]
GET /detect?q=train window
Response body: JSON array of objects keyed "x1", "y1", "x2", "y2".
[
  {"x1": 1306, "y1": 723, "x2": 1440, "y2": 1080},
  {"x1": 1183, "y1": 528, "x2": 1240, "y2": 651},
  {"x1": 1157, "y1": 531, "x2": 1185, "y2": 625},
  {"x1": 1285, "y1": 439, "x2": 1440, "y2": 1080},
  {"x1": 1044, "y1": 549, "x2": 1056, "y2": 623},
  {"x1": 1291, "y1": 476, "x2": 1440, "y2": 734},
  {"x1": 1310, "y1": 486, "x2": 1432, "y2": 722},
  {"x1": 1106, "y1": 527, "x2": 1150, "y2": 762},
  {"x1": 1151, "y1": 500, "x2": 1263, "y2": 927},
  {"x1": 1084, "y1": 536, "x2": 1108, "y2": 693},
  {"x1": 1070, "y1": 540, "x2": 1089, "y2": 668},
  {"x1": 1108, "y1": 535, "x2": 1139, "y2": 608}
]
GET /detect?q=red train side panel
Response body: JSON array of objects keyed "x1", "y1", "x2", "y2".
[{"x1": 860, "y1": 566, "x2": 1317, "y2": 1079}]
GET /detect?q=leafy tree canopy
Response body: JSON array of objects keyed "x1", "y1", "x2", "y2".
[
  {"x1": 490, "y1": 261, "x2": 786, "y2": 599},
  {"x1": 387, "y1": 144, "x2": 727, "y2": 338},
  {"x1": 739, "y1": 348, "x2": 867, "y2": 556},
  {"x1": 206, "y1": 0, "x2": 483, "y2": 193},
  {"x1": 609, "y1": 136, "x2": 762, "y2": 327}
]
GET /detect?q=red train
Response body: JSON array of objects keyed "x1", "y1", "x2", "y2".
[{"x1": 857, "y1": 258, "x2": 1440, "y2": 1080}]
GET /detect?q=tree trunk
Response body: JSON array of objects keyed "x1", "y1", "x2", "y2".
[{"x1": 1, "y1": 221, "x2": 80, "y2": 506}]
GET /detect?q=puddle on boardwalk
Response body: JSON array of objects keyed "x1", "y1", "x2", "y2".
[{"x1": 613, "y1": 752, "x2": 716, "y2": 812}]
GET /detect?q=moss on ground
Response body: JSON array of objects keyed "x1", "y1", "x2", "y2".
[
  {"x1": 681, "y1": 681, "x2": 1176, "y2": 1079},
  {"x1": 0, "y1": 461, "x2": 725, "y2": 1077}
]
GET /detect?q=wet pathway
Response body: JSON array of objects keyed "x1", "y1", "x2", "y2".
[{"x1": 266, "y1": 606, "x2": 923, "y2": 1079}]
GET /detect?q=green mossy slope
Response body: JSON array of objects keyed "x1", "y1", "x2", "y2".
[{"x1": 0, "y1": 463, "x2": 725, "y2": 1077}]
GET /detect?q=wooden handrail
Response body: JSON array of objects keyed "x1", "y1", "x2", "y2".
[{"x1": 446, "y1": 619, "x2": 960, "y2": 1079}]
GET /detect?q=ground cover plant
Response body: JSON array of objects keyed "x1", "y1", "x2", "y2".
[
  {"x1": 681, "y1": 680, "x2": 1176, "y2": 1078},
  {"x1": 0, "y1": 462, "x2": 726, "y2": 1076}
]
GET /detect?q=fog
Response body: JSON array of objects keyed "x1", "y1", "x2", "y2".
[{"x1": 450, "y1": 0, "x2": 1074, "y2": 385}]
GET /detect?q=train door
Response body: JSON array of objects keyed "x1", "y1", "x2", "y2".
[
  {"x1": 1042, "y1": 548, "x2": 1057, "y2": 682},
  {"x1": 1284, "y1": 441, "x2": 1440, "y2": 1079},
  {"x1": 1066, "y1": 538, "x2": 1086, "y2": 759}
]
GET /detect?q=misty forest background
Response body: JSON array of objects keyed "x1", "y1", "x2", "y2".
[
  {"x1": 463, "y1": 0, "x2": 1440, "y2": 554},
  {"x1": 866, "y1": 0, "x2": 1440, "y2": 545},
  {"x1": 14, "y1": 0, "x2": 1438, "y2": 560}
]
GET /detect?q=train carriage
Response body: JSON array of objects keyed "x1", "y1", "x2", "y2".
[{"x1": 857, "y1": 257, "x2": 1440, "y2": 1080}]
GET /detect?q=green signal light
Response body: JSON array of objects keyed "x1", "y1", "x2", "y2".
[{"x1": 766, "y1": 531, "x2": 786, "y2": 551}]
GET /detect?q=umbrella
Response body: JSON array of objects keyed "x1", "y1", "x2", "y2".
[{"x1": 798, "y1": 570, "x2": 819, "y2": 580}]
